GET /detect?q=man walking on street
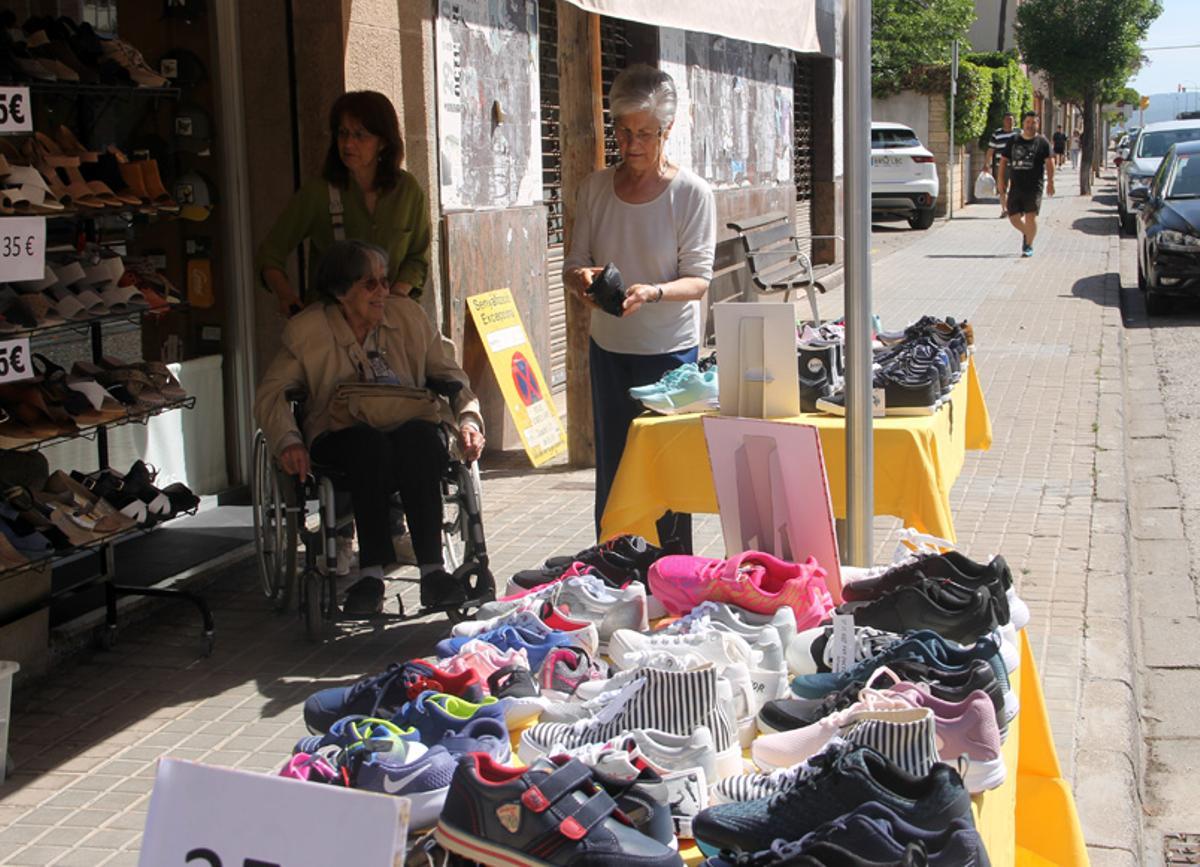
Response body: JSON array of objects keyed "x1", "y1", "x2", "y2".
[
  {"x1": 986, "y1": 113, "x2": 1018, "y2": 217},
  {"x1": 998, "y1": 111, "x2": 1055, "y2": 257},
  {"x1": 1052, "y1": 126, "x2": 1067, "y2": 167}
]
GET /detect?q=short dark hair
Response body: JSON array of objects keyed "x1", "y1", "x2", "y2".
[
  {"x1": 1022, "y1": 111, "x2": 1037, "y2": 122},
  {"x1": 323, "y1": 91, "x2": 405, "y2": 193},
  {"x1": 1003, "y1": 112, "x2": 1014, "y2": 119},
  {"x1": 314, "y1": 240, "x2": 388, "y2": 305}
]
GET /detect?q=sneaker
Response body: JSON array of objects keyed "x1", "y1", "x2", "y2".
[
  {"x1": 888, "y1": 683, "x2": 1005, "y2": 792},
  {"x1": 787, "y1": 625, "x2": 902, "y2": 676},
  {"x1": 837, "y1": 580, "x2": 999, "y2": 645},
  {"x1": 474, "y1": 579, "x2": 649, "y2": 646},
  {"x1": 630, "y1": 363, "x2": 700, "y2": 399},
  {"x1": 553, "y1": 727, "x2": 719, "y2": 784},
  {"x1": 538, "y1": 647, "x2": 609, "y2": 700},
  {"x1": 392, "y1": 690, "x2": 507, "y2": 745},
  {"x1": 752, "y1": 701, "x2": 936, "y2": 773},
  {"x1": 435, "y1": 754, "x2": 684, "y2": 867},
  {"x1": 638, "y1": 367, "x2": 720, "y2": 415},
  {"x1": 279, "y1": 751, "x2": 339, "y2": 783},
  {"x1": 440, "y1": 607, "x2": 600, "y2": 658},
  {"x1": 354, "y1": 741, "x2": 458, "y2": 829},
  {"x1": 585, "y1": 755, "x2": 678, "y2": 848},
  {"x1": 489, "y1": 665, "x2": 551, "y2": 727},
  {"x1": 658, "y1": 600, "x2": 799, "y2": 654},
  {"x1": 441, "y1": 640, "x2": 532, "y2": 683},
  {"x1": 514, "y1": 535, "x2": 665, "y2": 590},
  {"x1": 815, "y1": 366, "x2": 941, "y2": 417},
  {"x1": 421, "y1": 568, "x2": 468, "y2": 609},
  {"x1": 691, "y1": 743, "x2": 972, "y2": 856},
  {"x1": 303, "y1": 660, "x2": 485, "y2": 734},
  {"x1": 520, "y1": 664, "x2": 741, "y2": 780},
  {"x1": 294, "y1": 715, "x2": 420, "y2": 755},
  {"x1": 435, "y1": 619, "x2": 578, "y2": 670},
  {"x1": 431, "y1": 716, "x2": 513, "y2": 763},
  {"x1": 1022, "y1": 243, "x2": 1033, "y2": 257},
  {"x1": 649, "y1": 551, "x2": 833, "y2": 629},
  {"x1": 789, "y1": 632, "x2": 1008, "y2": 700},
  {"x1": 484, "y1": 567, "x2": 603, "y2": 616},
  {"x1": 609, "y1": 626, "x2": 755, "y2": 673}
]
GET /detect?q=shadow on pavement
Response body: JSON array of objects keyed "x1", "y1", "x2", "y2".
[
  {"x1": 925, "y1": 254, "x2": 1013, "y2": 260},
  {"x1": 1071, "y1": 216, "x2": 1120, "y2": 236}
]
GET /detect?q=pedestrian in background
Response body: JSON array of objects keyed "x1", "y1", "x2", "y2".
[
  {"x1": 1070, "y1": 129, "x2": 1082, "y2": 169},
  {"x1": 998, "y1": 111, "x2": 1055, "y2": 258},
  {"x1": 1052, "y1": 126, "x2": 1067, "y2": 168},
  {"x1": 985, "y1": 112, "x2": 1018, "y2": 217}
]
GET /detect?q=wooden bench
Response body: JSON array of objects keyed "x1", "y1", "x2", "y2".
[{"x1": 726, "y1": 211, "x2": 838, "y2": 323}]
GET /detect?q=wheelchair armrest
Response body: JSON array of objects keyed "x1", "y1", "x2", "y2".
[{"x1": 427, "y1": 378, "x2": 464, "y2": 399}]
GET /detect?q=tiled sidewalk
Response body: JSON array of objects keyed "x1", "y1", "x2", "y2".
[{"x1": 0, "y1": 170, "x2": 1115, "y2": 864}]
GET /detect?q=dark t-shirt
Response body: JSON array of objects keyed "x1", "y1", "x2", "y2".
[
  {"x1": 1003, "y1": 135, "x2": 1052, "y2": 191},
  {"x1": 1053, "y1": 131, "x2": 1067, "y2": 149}
]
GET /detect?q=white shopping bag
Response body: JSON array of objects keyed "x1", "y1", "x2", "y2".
[{"x1": 974, "y1": 171, "x2": 997, "y2": 200}]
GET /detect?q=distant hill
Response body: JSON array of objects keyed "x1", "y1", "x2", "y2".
[{"x1": 1114, "y1": 92, "x2": 1200, "y2": 131}]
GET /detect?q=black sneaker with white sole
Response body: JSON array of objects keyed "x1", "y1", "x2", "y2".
[{"x1": 815, "y1": 368, "x2": 940, "y2": 417}]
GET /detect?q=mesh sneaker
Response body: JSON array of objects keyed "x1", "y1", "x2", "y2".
[
  {"x1": 489, "y1": 665, "x2": 551, "y2": 728},
  {"x1": 440, "y1": 607, "x2": 600, "y2": 658},
  {"x1": 751, "y1": 702, "x2": 936, "y2": 772},
  {"x1": 441, "y1": 640, "x2": 532, "y2": 683},
  {"x1": 837, "y1": 580, "x2": 999, "y2": 645},
  {"x1": 691, "y1": 743, "x2": 971, "y2": 856},
  {"x1": 513, "y1": 535, "x2": 666, "y2": 590},
  {"x1": 658, "y1": 600, "x2": 799, "y2": 656},
  {"x1": 629, "y1": 363, "x2": 700, "y2": 400},
  {"x1": 538, "y1": 647, "x2": 610, "y2": 700},
  {"x1": 435, "y1": 619, "x2": 578, "y2": 670},
  {"x1": 649, "y1": 551, "x2": 833, "y2": 629},
  {"x1": 302, "y1": 660, "x2": 484, "y2": 734},
  {"x1": 431, "y1": 716, "x2": 513, "y2": 763},
  {"x1": 354, "y1": 741, "x2": 458, "y2": 829},
  {"x1": 467, "y1": 580, "x2": 648, "y2": 646},
  {"x1": 637, "y1": 367, "x2": 720, "y2": 415},
  {"x1": 294, "y1": 715, "x2": 420, "y2": 756},
  {"x1": 787, "y1": 625, "x2": 902, "y2": 676},
  {"x1": 815, "y1": 365, "x2": 941, "y2": 417},
  {"x1": 392, "y1": 690, "x2": 507, "y2": 745}
]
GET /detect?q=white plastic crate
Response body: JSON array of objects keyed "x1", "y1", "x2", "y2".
[{"x1": 0, "y1": 660, "x2": 18, "y2": 783}]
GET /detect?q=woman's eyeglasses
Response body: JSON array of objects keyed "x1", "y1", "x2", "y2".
[
  {"x1": 338, "y1": 127, "x2": 377, "y2": 143},
  {"x1": 614, "y1": 127, "x2": 662, "y2": 145},
  {"x1": 357, "y1": 277, "x2": 388, "y2": 292}
]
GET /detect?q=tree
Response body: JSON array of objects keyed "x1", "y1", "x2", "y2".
[
  {"x1": 1016, "y1": 0, "x2": 1162, "y2": 194},
  {"x1": 872, "y1": 0, "x2": 975, "y2": 96}
]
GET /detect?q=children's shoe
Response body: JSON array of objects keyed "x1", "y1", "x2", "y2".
[
  {"x1": 489, "y1": 665, "x2": 551, "y2": 728},
  {"x1": 355, "y1": 741, "x2": 458, "y2": 829},
  {"x1": 294, "y1": 716, "x2": 419, "y2": 756},
  {"x1": 303, "y1": 660, "x2": 484, "y2": 734},
  {"x1": 279, "y1": 751, "x2": 339, "y2": 784},
  {"x1": 435, "y1": 619, "x2": 578, "y2": 670},
  {"x1": 431, "y1": 716, "x2": 513, "y2": 763},
  {"x1": 393, "y1": 690, "x2": 508, "y2": 745},
  {"x1": 649, "y1": 551, "x2": 834, "y2": 630},
  {"x1": 441, "y1": 640, "x2": 532, "y2": 684},
  {"x1": 538, "y1": 647, "x2": 609, "y2": 700},
  {"x1": 445, "y1": 606, "x2": 600, "y2": 656}
]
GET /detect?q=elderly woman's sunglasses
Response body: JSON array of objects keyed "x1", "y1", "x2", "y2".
[{"x1": 356, "y1": 277, "x2": 388, "y2": 292}]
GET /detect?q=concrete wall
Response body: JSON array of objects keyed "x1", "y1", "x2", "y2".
[
  {"x1": 872, "y1": 91, "x2": 930, "y2": 144},
  {"x1": 927, "y1": 96, "x2": 972, "y2": 215}
]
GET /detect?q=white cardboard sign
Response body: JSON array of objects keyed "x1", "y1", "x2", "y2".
[
  {"x1": 0, "y1": 87, "x2": 31, "y2": 133},
  {"x1": 713, "y1": 301, "x2": 801, "y2": 419},
  {"x1": 139, "y1": 759, "x2": 410, "y2": 867},
  {"x1": 0, "y1": 216, "x2": 46, "y2": 282},
  {"x1": 0, "y1": 337, "x2": 32, "y2": 383}
]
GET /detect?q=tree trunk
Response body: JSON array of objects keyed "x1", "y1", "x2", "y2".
[{"x1": 1080, "y1": 90, "x2": 1095, "y2": 195}]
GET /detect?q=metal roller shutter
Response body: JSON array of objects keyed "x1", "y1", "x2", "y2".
[
  {"x1": 793, "y1": 55, "x2": 815, "y2": 258},
  {"x1": 539, "y1": 0, "x2": 568, "y2": 399}
]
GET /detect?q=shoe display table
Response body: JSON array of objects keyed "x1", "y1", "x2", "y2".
[{"x1": 601, "y1": 358, "x2": 992, "y2": 545}]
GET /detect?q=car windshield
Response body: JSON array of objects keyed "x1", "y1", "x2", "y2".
[
  {"x1": 1137, "y1": 128, "x2": 1200, "y2": 159},
  {"x1": 1165, "y1": 154, "x2": 1200, "y2": 199},
  {"x1": 872, "y1": 128, "x2": 921, "y2": 149}
]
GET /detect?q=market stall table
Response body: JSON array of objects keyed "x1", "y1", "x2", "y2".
[{"x1": 601, "y1": 358, "x2": 992, "y2": 545}]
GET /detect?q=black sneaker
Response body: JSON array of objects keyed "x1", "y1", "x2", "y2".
[
  {"x1": 691, "y1": 743, "x2": 971, "y2": 855},
  {"x1": 815, "y1": 366, "x2": 940, "y2": 417},
  {"x1": 515, "y1": 535, "x2": 664, "y2": 589},
  {"x1": 435, "y1": 754, "x2": 683, "y2": 867},
  {"x1": 587, "y1": 263, "x2": 629, "y2": 318},
  {"x1": 698, "y1": 351, "x2": 718, "y2": 372},
  {"x1": 838, "y1": 580, "x2": 999, "y2": 645},
  {"x1": 841, "y1": 553, "x2": 1012, "y2": 625},
  {"x1": 421, "y1": 569, "x2": 468, "y2": 610},
  {"x1": 703, "y1": 839, "x2": 930, "y2": 867},
  {"x1": 797, "y1": 344, "x2": 838, "y2": 413}
]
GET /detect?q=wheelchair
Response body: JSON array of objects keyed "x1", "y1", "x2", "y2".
[{"x1": 250, "y1": 392, "x2": 495, "y2": 641}]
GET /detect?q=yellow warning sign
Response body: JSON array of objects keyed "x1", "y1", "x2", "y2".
[{"x1": 466, "y1": 289, "x2": 567, "y2": 467}]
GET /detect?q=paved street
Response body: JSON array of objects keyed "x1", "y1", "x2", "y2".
[{"x1": 0, "y1": 164, "x2": 1148, "y2": 864}]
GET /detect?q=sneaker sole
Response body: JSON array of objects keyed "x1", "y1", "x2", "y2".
[
  {"x1": 963, "y1": 755, "x2": 1007, "y2": 793},
  {"x1": 640, "y1": 396, "x2": 719, "y2": 415},
  {"x1": 436, "y1": 821, "x2": 555, "y2": 867}
]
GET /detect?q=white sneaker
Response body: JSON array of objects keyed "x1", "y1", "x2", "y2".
[
  {"x1": 540, "y1": 652, "x2": 703, "y2": 723},
  {"x1": 786, "y1": 624, "x2": 901, "y2": 676},
  {"x1": 608, "y1": 626, "x2": 753, "y2": 672},
  {"x1": 477, "y1": 575, "x2": 647, "y2": 642},
  {"x1": 658, "y1": 600, "x2": 798, "y2": 650}
]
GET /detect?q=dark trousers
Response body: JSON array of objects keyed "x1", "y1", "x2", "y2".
[
  {"x1": 589, "y1": 339, "x2": 696, "y2": 553},
  {"x1": 310, "y1": 421, "x2": 446, "y2": 568}
]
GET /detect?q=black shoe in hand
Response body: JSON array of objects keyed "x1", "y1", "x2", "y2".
[{"x1": 420, "y1": 569, "x2": 467, "y2": 610}]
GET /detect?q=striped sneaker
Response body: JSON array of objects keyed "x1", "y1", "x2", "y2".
[{"x1": 751, "y1": 702, "x2": 936, "y2": 772}]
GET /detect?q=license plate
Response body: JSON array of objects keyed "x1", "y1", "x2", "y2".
[{"x1": 872, "y1": 155, "x2": 901, "y2": 167}]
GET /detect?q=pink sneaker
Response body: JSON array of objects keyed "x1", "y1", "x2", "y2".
[
  {"x1": 491, "y1": 563, "x2": 599, "y2": 611},
  {"x1": 441, "y1": 639, "x2": 531, "y2": 688},
  {"x1": 648, "y1": 551, "x2": 834, "y2": 629},
  {"x1": 889, "y1": 681, "x2": 1004, "y2": 793},
  {"x1": 280, "y1": 752, "x2": 339, "y2": 783},
  {"x1": 537, "y1": 647, "x2": 609, "y2": 699}
]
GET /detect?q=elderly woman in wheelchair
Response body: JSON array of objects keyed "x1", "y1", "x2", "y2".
[{"x1": 254, "y1": 239, "x2": 485, "y2": 615}]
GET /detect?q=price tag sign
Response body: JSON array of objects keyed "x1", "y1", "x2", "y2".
[
  {"x1": 830, "y1": 611, "x2": 858, "y2": 673},
  {"x1": 0, "y1": 86, "x2": 31, "y2": 133},
  {"x1": 0, "y1": 337, "x2": 31, "y2": 383},
  {"x1": 140, "y1": 759, "x2": 410, "y2": 867},
  {"x1": 0, "y1": 216, "x2": 45, "y2": 282}
]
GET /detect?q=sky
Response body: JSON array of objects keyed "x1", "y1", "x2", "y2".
[{"x1": 1128, "y1": 0, "x2": 1200, "y2": 97}]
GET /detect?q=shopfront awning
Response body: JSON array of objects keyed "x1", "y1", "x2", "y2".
[{"x1": 562, "y1": 0, "x2": 820, "y2": 54}]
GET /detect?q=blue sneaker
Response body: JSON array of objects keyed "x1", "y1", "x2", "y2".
[
  {"x1": 790, "y1": 631, "x2": 1005, "y2": 699},
  {"x1": 293, "y1": 715, "x2": 420, "y2": 756},
  {"x1": 638, "y1": 367, "x2": 720, "y2": 415},
  {"x1": 431, "y1": 716, "x2": 512, "y2": 762},
  {"x1": 392, "y1": 690, "x2": 508, "y2": 745},
  {"x1": 303, "y1": 660, "x2": 485, "y2": 734},
  {"x1": 629, "y1": 363, "x2": 701, "y2": 400},
  {"x1": 435, "y1": 620, "x2": 573, "y2": 670},
  {"x1": 355, "y1": 742, "x2": 459, "y2": 829}
]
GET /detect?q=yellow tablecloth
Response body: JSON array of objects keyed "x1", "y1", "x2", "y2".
[{"x1": 601, "y1": 359, "x2": 992, "y2": 545}]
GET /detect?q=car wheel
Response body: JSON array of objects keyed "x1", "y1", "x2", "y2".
[
  {"x1": 908, "y1": 208, "x2": 935, "y2": 230},
  {"x1": 1120, "y1": 209, "x2": 1136, "y2": 235}
]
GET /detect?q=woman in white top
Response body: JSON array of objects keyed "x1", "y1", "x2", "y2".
[{"x1": 564, "y1": 64, "x2": 716, "y2": 547}]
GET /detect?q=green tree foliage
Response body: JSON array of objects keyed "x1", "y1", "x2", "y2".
[
  {"x1": 872, "y1": 0, "x2": 976, "y2": 96},
  {"x1": 969, "y1": 54, "x2": 1034, "y2": 149},
  {"x1": 902, "y1": 56, "x2": 1032, "y2": 149},
  {"x1": 1016, "y1": 0, "x2": 1162, "y2": 192}
]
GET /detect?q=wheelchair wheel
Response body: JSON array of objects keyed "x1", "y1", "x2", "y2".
[
  {"x1": 303, "y1": 568, "x2": 334, "y2": 642},
  {"x1": 441, "y1": 462, "x2": 483, "y2": 571},
  {"x1": 252, "y1": 431, "x2": 298, "y2": 612}
]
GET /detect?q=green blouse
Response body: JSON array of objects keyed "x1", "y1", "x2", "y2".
[{"x1": 255, "y1": 170, "x2": 432, "y2": 296}]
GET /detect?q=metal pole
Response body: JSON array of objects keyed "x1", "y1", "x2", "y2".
[
  {"x1": 949, "y1": 40, "x2": 958, "y2": 219},
  {"x1": 844, "y1": 0, "x2": 874, "y2": 566}
]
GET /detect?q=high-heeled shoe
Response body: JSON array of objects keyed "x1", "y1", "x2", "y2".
[
  {"x1": 21, "y1": 138, "x2": 100, "y2": 209},
  {"x1": 26, "y1": 135, "x2": 122, "y2": 207},
  {"x1": 134, "y1": 158, "x2": 179, "y2": 213}
]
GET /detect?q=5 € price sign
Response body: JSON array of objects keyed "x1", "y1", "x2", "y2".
[
  {"x1": 0, "y1": 216, "x2": 45, "y2": 282},
  {"x1": 0, "y1": 338, "x2": 31, "y2": 384},
  {"x1": 0, "y1": 86, "x2": 30, "y2": 132}
]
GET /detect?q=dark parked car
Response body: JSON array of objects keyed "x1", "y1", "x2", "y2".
[{"x1": 1134, "y1": 141, "x2": 1200, "y2": 315}]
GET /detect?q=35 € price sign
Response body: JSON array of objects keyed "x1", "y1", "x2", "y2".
[
  {"x1": 0, "y1": 338, "x2": 32, "y2": 384},
  {"x1": 0, "y1": 86, "x2": 31, "y2": 132},
  {"x1": 0, "y1": 216, "x2": 46, "y2": 282}
]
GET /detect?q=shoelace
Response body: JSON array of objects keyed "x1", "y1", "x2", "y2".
[
  {"x1": 344, "y1": 663, "x2": 425, "y2": 713},
  {"x1": 565, "y1": 676, "x2": 647, "y2": 729},
  {"x1": 766, "y1": 742, "x2": 854, "y2": 808},
  {"x1": 652, "y1": 365, "x2": 698, "y2": 390},
  {"x1": 660, "y1": 601, "x2": 721, "y2": 634},
  {"x1": 619, "y1": 649, "x2": 704, "y2": 670}
]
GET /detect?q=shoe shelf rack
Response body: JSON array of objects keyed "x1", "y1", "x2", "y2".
[
  {"x1": 3, "y1": 394, "x2": 196, "y2": 453},
  {"x1": 1, "y1": 300, "x2": 189, "y2": 344},
  {"x1": 28, "y1": 82, "x2": 180, "y2": 100}
]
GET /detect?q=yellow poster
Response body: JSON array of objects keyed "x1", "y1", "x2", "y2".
[{"x1": 466, "y1": 289, "x2": 567, "y2": 467}]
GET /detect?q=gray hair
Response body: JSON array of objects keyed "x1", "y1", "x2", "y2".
[
  {"x1": 314, "y1": 239, "x2": 388, "y2": 305},
  {"x1": 609, "y1": 64, "x2": 677, "y2": 129}
]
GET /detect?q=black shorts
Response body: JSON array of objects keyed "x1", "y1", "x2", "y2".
[
  {"x1": 1007, "y1": 186, "x2": 1042, "y2": 215},
  {"x1": 1053, "y1": 144, "x2": 1065, "y2": 155}
]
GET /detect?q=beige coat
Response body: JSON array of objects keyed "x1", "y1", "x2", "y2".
[{"x1": 254, "y1": 297, "x2": 482, "y2": 456}]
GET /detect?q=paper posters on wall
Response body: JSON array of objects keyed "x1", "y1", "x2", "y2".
[
  {"x1": 702, "y1": 415, "x2": 842, "y2": 603},
  {"x1": 713, "y1": 301, "x2": 800, "y2": 419},
  {"x1": 466, "y1": 288, "x2": 567, "y2": 467}
]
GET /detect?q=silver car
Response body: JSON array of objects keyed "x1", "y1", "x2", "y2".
[{"x1": 1120, "y1": 121, "x2": 1200, "y2": 233}]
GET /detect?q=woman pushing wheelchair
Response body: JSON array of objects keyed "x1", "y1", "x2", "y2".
[{"x1": 254, "y1": 240, "x2": 485, "y2": 615}]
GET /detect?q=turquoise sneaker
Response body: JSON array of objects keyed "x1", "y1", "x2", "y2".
[
  {"x1": 639, "y1": 367, "x2": 720, "y2": 415},
  {"x1": 629, "y1": 363, "x2": 700, "y2": 400}
]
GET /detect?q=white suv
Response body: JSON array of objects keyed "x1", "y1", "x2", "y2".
[
  {"x1": 1119, "y1": 120, "x2": 1200, "y2": 233},
  {"x1": 871, "y1": 122, "x2": 939, "y2": 229}
]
